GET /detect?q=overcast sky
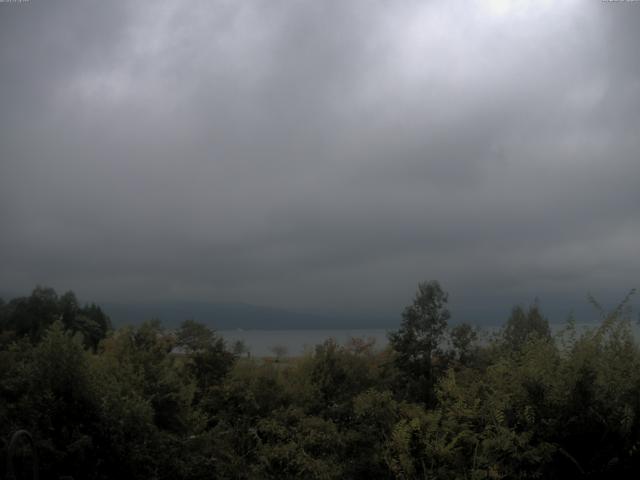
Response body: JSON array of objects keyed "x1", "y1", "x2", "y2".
[{"x1": 1, "y1": 0, "x2": 639, "y2": 324}]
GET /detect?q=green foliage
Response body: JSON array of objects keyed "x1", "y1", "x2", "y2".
[
  {"x1": 175, "y1": 319, "x2": 236, "y2": 400},
  {"x1": 503, "y1": 302, "x2": 551, "y2": 351},
  {"x1": 0, "y1": 322, "x2": 101, "y2": 478},
  {"x1": 176, "y1": 319, "x2": 217, "y2": 353},
  {"x1": 0, "y1": 286, "x2": 111, "y2": 349},
  {"x1": 389, "y1": 280, "x2": 451, "y2": 404},
  {"x1": 100, "y1": 321, "x2": 196, "y2": 435},
  {"x1": 2, "y1": 285, "x2": 640, "y2": 479},
  {"x1": 254, "y1": 407, "x2": 343, "y2": 479},
  {"x1": 450, "y1": 322, "x2": 479, "y2": 366},
  {"x1": 0, "y1": 286, "x2": 60, "y2": 342}
]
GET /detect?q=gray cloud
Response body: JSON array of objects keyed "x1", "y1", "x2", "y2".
[{"x1": 1, "y1": 0, "x2": 639, "y2": 324}]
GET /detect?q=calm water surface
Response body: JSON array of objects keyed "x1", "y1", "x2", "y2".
[{"x1": 219, "y1": 322, "x2": 639, "y2": 357}]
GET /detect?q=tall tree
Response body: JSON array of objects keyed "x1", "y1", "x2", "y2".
[
  {"x1": 449, "y1": 322, "x2": 478, "y2": 366},
  {"x1": 503, "y1": 302, "x2": 551, "y2": 351},
  {"x1": 0, "y1": 286, "x2": 60, "y2": 341},
  {"x1": 389, "y1": 280, "x2": 450, "y2": 404},
  {"x1": 176, "y1": 319, "x2": 217, "y2": 353},
  {"x1": 176, "y1": 319, "x2": 234, "y2": 397}
]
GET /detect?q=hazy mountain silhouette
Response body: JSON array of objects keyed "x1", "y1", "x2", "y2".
[{"x1": 101, "y1": 301, "x2": 394, "y2": 330}]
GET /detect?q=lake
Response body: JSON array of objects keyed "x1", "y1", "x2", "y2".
[
  {"x1": 219, "y1": 322, "x2": 638, "y2": 357},
  {"x1": 218, "y1": 329, "x2": 392, "y2": 357}
]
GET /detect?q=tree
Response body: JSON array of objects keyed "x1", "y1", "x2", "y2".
[
  {"x1": 503, "y1": 302, "x2": 551, "y2": 351},
  {"x1": 449, "y1": 322, "x2": 478, "y2": 366},
  {"x1": 60, "y1": 293, "x2": 112, "y2": 350},
  {"x1": 232, "y1": 339, "x2": 250, "y2": 357},
  {"x1": 389, "y1": 280, "x2": 450, "y2": 404},
  {"x1": 176, "y1": 319, "x2": 217, "y2": 353},
  {"x1": 0, "y1": 288, "x2": 111, "y2": 348},
  {"x1": 77, "y1": 302, "x2": 111, "y2": 348},
  {"x1": 271, "y1": 345, "x2": 288, "y2": 362},
  {"x1": 1, "y1": 286, "x2": 60, "y2": 341},
  {"x1": 25, "y1": 321, "x2": 100, "y2": 478},
  {"x1": 176, "y1": 320, "x2": 235, "y2": 396}
]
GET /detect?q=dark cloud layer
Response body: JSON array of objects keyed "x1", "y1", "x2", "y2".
[{"x1": 1, "y1": 0, "x2": 639, "y2": 324}]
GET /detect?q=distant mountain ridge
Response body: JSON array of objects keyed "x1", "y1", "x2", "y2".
[{"x1": 101, "y1": 300, "x2": 395, "y2": 330}]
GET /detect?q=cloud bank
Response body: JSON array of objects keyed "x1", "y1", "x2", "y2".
[{"x1": 1, "y1": 0, "x2": 639, "y2": 323}]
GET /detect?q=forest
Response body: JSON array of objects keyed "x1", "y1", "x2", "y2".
[{"x1": 1, "y1": 282, "x2": 640, "y2": 479}]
